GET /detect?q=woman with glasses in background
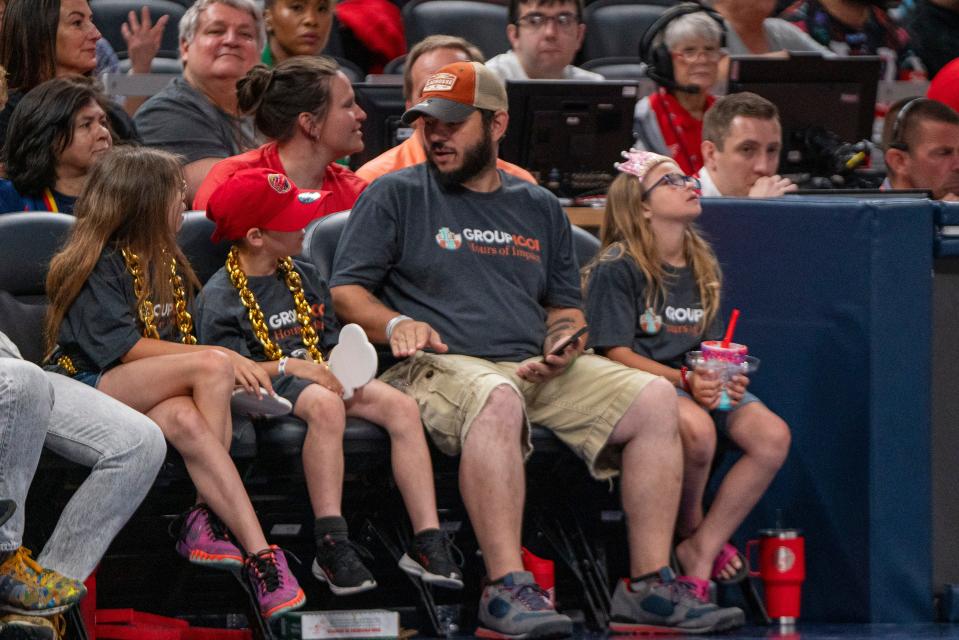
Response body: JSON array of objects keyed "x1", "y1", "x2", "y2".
[{"x1": 635, "y1": 8, "x2": 726, "y2": 175}]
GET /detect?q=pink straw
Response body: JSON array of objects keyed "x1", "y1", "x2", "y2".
[{"x1": 721, "y1": 309, "x2": 741, "y2": 348}]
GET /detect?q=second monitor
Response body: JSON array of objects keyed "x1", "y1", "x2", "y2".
[{"x1": 500, "y1": 80, "x2": 640, "y2": 198}]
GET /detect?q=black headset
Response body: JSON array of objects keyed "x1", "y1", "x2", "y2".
[
  {"x1": 888, "y1": 97, "x2": 928, "y2": 151},
  {"x1": 638, "y1": 2, "x2": 726, "y2": 95}
]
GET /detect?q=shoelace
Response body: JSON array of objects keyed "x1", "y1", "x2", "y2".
[
  {"x1": 417, "y1": 532, "x2": 465, "y2": 567},
  {"x1": 206, "y1": 510, "x2": 233, "y2": 542},
  {"x1": 6, "y1": 547, "x2": 43, "y2": 582},
  {"x1": 322, "y1": 535, "x2": 374, "y2": 573},
  {"x1": 51, "y1": 613, "x2": 66, "y2": 639},
  {"x1": 507, "y1": 582, "x2": 552, "y2": 611},
  {"x1": 249, "y1": 550, "x2": 281, "y2": 593},
  {"x1": 671, "y1": 578, "x2": 710, "y2": 605}
]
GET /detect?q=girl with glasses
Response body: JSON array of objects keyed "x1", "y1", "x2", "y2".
[{"x1": 582, "y1": 148, "x2": 790, "y2": 603}]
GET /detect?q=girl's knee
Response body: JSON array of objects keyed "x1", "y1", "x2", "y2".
[
  {"x1": 194, "y1": 349, "x2": 234, "y2": 382},
  {"x1": 679, "y1": 408, "x2": 716, "y2": 467},
  {"x1": 162, "y1": 405, "x2": 210, "y2": 450},
  {"x1": 741, "y1": 413, "x2": 791, "y2": 470}
]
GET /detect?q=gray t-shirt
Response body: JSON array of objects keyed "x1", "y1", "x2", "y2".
[
  {"x1": 56, "y1": 249, "x2": 185, "y2": 373},
  {"x1": 724, "y1": 18, "x2": 831, "y2": 55},
  {"x1": 134, "y1": 77, "x2": 256, "y2": 164},
  {"x1": 195, "y1": 260, "x2": 339, "y2": 361},
  {"x1": 486, "y1": 50, "x2": 604, "y2": 82},
  {"x1": 584, "y1": 247, "x2": 722, "y2": 369},
  {"x1": 330, "y1": 163, "x2": 583, "y2": 362}
]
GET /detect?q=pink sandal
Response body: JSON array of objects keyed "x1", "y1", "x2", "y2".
[{"x1": 711, "y1": 543, "x2": 749, "y2": 585}]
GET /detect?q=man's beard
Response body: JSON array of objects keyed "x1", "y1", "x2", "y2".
[{"x1": 427, "y1": 124, "x2": 495, "y2": 188}]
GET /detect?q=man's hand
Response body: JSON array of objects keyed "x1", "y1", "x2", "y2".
[
  {"x1": 390, "y1": 319, "x2": 448, "y2": 358},
  {"x1": 749, "y1": 175, "x2": 798, "y2": 198},
  {"x1": 942, "y1": 192, "x2": 959, "y2": 202},
  {"x1": 516, "y1": 328, "x2": 585, "y2": 384},
  {"x1": 122, "y1": 7, "x2": 169, "y2": 74}
]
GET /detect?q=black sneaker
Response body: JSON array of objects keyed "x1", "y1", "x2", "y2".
[
  {"x1": 398, "y1": 529, "x2": 464, "y2": 589},
  {"x1": 311, "y1": 534, "x2": 377, "y2": 596}
]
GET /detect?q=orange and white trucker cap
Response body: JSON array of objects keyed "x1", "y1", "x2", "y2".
[{"x1": 401, "y1": 61, "x2": 508, "y2": 124}]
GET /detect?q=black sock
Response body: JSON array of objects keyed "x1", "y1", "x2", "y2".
[
  {"x1": 315, "y1": 515, "x2": 348, "y2": 545},
  {"x1": 630, "y1": 568, "x2": 665, "y2": 588}
]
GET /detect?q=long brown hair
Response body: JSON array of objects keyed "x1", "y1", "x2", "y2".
[
  {"x1": 582, "y1": 171, "x2": 722, "y2": 332},
  {"x1": 45, "y1": 147, "x2": 201, "y2": 352}
]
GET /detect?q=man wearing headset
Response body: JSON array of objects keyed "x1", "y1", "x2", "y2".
[{"x1": 881, "y1": 96, "x2": 959, "y2": 200}]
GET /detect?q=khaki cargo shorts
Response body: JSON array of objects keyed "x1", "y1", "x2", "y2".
[{"x1": 379, "y1": 352, "x2": 660, "y2": 480}]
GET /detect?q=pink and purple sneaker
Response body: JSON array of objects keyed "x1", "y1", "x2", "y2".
[
  {"x1": 173, "y1": 504, "x2": 245, "y2": 569},
  {"x1": 246, "y1": 546, "x2": 306, "y2": 619}
]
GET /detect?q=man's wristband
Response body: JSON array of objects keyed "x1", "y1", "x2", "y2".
[
  {"x1": 680, "y1": 366, "x2": 691, "y2": 392},
  {"x1": 278, "y1": 356, "x2": 289, "y2": 376},
  {"x1": 386, "y1": 315, "x2": 413, "y2": 341}
]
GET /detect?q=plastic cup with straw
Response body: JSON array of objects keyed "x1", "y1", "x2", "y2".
[{"x1": 701, "y1": 309, "x2": 747, "y2": 410}]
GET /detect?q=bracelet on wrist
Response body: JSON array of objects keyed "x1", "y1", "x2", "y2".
[
  {"x1": 680, "y1": 366, "x2": 691, "y2": 392},
  {"x1": 277, "y1": 356, "x2": 289, "y2": 376},
  {"x1": 386, "y1": 314, "x2": 413, "y2": 341}
]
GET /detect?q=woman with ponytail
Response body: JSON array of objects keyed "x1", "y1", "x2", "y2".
[
  {"x1": 582, "y1": 149, "x2": 791, "y2": 602},
  {"x1": 192, "y1": 56, "x2": 367, "y2": 214}
]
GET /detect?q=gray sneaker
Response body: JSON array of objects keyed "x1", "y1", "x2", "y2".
[
  {"x1": 476, "y1": 571, "x2": 572, "y2": 639},
  {"x1": 609, "y1": 567, "x2": 745, "y2": 635}
]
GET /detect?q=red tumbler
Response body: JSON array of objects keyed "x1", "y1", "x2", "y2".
[{"x1": 746, "y1": 529, "x2": 805, "y2": 626}]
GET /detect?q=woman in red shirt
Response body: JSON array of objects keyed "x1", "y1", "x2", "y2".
[{"x1": 194, "y1": 56, "x2": 367, "y2": 214}]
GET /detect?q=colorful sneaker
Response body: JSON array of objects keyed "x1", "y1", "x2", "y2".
[
  {"x1": 312, "y1": 534, "x2": 377, "y2": 596},
  {"x1": 476, "y1": 571, "x2": 572, "y2": 639},
  {"x1": 0, "y1": 548, "x2": 85, "y2": 615},
  {"x1": 245, "y1": 546, "x2": 306, "y2": 620},
  {"x1": 0, "y1": 612, "x2": 64, "y2": 639},
  {"x1": 609, "y1": 567, "x2": 745, "y2": 635},
  {"x1": 173, "y1": 504, "x2": 244, "y2": 568},
  {"x1": 398, "y1": 529, "x2": 464, "y2": 589}
]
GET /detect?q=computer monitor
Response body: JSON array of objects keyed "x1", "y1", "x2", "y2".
[
  {"x1": 726, "y1": 54, "x2": 882, "y2": 176},
  {"x1": 500, "y1": 80, "x2": 640, "y2": 197},
  {"x1": 349, "y1": 81, "x2": 411, "y2": 170}
]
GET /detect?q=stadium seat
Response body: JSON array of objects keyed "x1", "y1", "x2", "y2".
[
  {"x1": 332, "y1": 55, "x2": 366, "y2": 83},
  {"x1": 302, "y1": 210, "x2": 350, "y2": 282},
  {"x1": 581, "y1": 0, "x2": 671, "y2": 61},
  {"x1": 176, "y1": 211, "x2": 230, "y2": 285},
  {"x1": 403, "y1": 0, "x2": 510, "y2": 60},
  {"x1": 581, "y1": 56, "x2": 647, "y2": 82},
  {"x1": 383, "y1": 54, "x2": 407, "y2": 76},
  {"x1": 91, "y1": 0, "x2": 185, "y2": 60}
]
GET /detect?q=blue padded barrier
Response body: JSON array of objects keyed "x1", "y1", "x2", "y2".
[{"x1": 698, "y1": 196, "x2": 934, "y2": 623}]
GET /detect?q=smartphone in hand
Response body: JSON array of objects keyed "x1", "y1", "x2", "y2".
[{"x1": 544, "y1": 325, "x2": 588, "y2": 360}]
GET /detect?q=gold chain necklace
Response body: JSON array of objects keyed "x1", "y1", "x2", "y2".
[
  {"x1": 56, "y1": 248, "x2": 196, "y2": 374},
  {"x1": 121, "y1": 248, "x2": 197, "y2": 345},
  {"x1": 225, "y1": 246, "x2": 324, "y2": 364}
]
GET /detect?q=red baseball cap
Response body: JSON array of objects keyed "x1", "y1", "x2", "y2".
[{"x1": 206, "y1": 168, "x2": 329, "y2": 242}]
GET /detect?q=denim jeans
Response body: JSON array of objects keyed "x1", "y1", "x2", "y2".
[{"x1": 0, "y1": 357, "x2": 166, "y2": 580}]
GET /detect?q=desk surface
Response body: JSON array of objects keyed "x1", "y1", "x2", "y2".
[{"x1": 565, "y1": 206, "x2": 603, "y2": 231}]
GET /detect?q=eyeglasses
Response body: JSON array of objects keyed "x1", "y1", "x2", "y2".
[
  {"x1": 671, "y1": 46, "x2": 724, "y2": 63},
  {"x1": 515, "y1": 11, "x2": 580, "y2": 31},
  {"x1": 642, "y1": 172, "x2": 701, "y2": 200}
]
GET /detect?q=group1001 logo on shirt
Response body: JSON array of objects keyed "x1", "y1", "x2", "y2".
[{"x1": 434, "y1": 227, "x2": 542, "y2": 263}]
